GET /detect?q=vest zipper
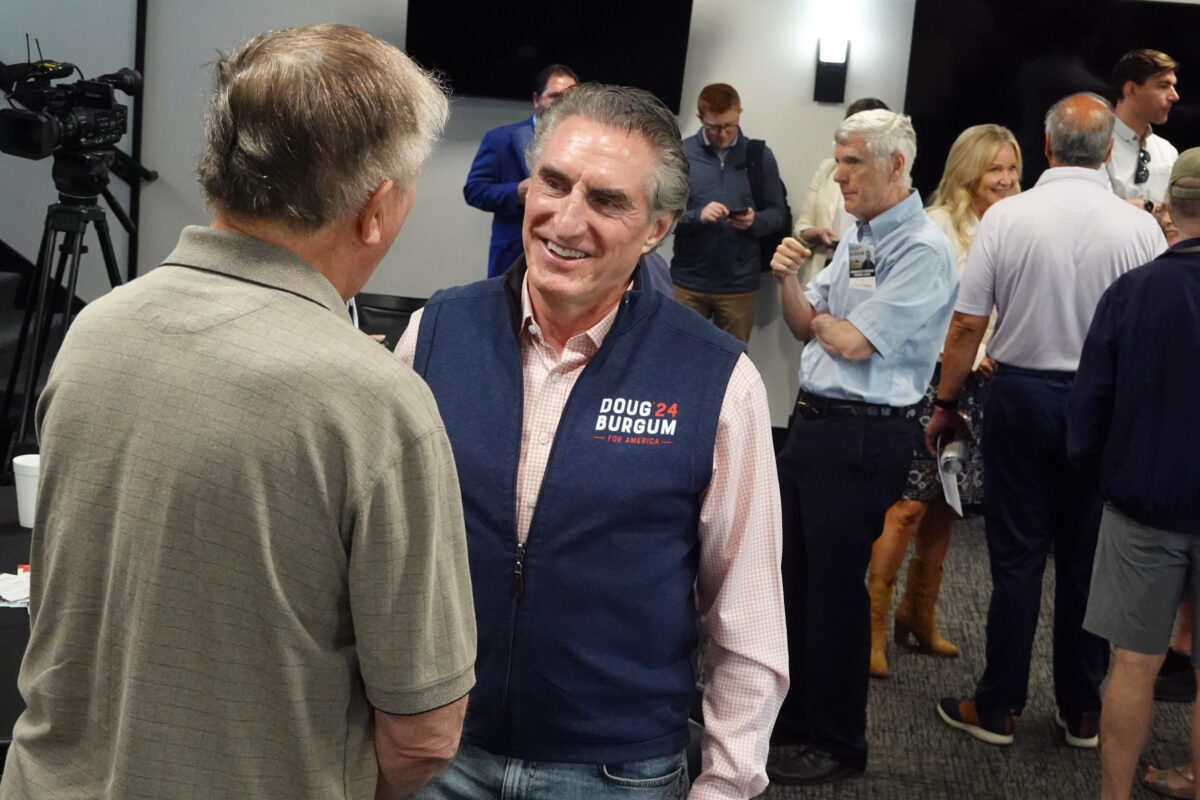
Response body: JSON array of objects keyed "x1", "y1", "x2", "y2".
[
  {"x1": 511, "y1": 542, "x2": 526, "y2": 597},
  {"x1": 501, "y1": 541, "x2": 527, "y2": 722}
]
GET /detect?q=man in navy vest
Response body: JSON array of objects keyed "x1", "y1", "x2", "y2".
[
  {"x1": 464, "y1": 64, "x2": 578, "y2": 278},
  {"x1": 398, "y1": 83, "x2": 789, "y2": 800}
]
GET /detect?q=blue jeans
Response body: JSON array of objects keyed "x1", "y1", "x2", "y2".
[{"x1": 413, "y1": 741, "x2": 689, "y2": 800}]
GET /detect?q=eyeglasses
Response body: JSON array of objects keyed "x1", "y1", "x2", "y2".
[
  {"x1": 702, "y1": 122, "x2": 738, "y2": 135},
  {"x1": 1135, "y1": 148, "x2": 1151, "y2": 184}
]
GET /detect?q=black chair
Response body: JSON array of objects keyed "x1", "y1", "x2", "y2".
[{"x1": 350, "y1": 293, "x2": 426, "y2": 351}]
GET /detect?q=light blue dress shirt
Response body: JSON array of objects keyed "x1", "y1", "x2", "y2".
[{"x1": 799, "y1": 190, "x2": 958, "y2": 406}]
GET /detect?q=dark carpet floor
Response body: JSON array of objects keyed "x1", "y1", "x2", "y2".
[{"x1": 761, "y1": 511, "x2": 1193, "y2": 799}]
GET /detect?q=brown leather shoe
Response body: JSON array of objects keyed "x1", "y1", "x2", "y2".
[
  {"x1": 936, "y1": 697, "x2": 1013, "y2": 745},
  {"x1": 1055, "y1": 710, "x2": 1099, "y2": 748}
]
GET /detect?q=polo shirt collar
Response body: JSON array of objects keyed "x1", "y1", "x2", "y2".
[
  {"x1": 162, "y1": 226, "x2": 347, "y2": 315},
  {"x1": 1035, "y1": 166, "x2": 1110, "y2": 189}
]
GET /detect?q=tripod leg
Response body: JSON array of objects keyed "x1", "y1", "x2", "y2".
[
  {"x1": 1, "y1": 218, "x2": 55, "y2": 422},
  {"x1": 60, "y1": 227, "x2": 89, "y2": 355},
  {"x1": 17, "y1": 230, "x2": 76, "y2": 449},
  {"x1": 93, "y1": 216, "x2": 124, "y2": 289}
]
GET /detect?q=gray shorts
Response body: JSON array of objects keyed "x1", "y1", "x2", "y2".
[{"x1": 1084, "y1": 505, "x2": 1200, "y2": 663}]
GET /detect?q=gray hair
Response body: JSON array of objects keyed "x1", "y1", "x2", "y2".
[
  {"x1": 197, "y1": 23, "x2": 449, "y2": 231},
  {"x1": 525, "y1": 83, "x2": 689, "y2": 229},
  {"x1": 1044, "y1": 93, "x2": 1115, "y2": 168},
  {"x1": 834, "y1": 109, "x2": 917, "y2": 189}
]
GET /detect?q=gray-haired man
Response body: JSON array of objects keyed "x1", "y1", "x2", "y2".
[
  {"x1": 399, "y1": 84, "x2": 788, "y2": 800},
  {"x1": 1, "y1": 24, "x2": 475, "y2": 800}
]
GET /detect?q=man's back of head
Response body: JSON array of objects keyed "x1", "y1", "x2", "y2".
[
  {"x1": 197, "y1": 23, "x2": 448, "y2": 232},
  {"x1": 1044, "y1": 93, "x2": 1115, "y2": 168},
  {"x1": 1167, "y1": 148, "x2": 1200, "y2": 232}
]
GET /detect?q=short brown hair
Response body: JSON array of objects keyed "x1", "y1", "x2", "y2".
[
  {"x1": 197, "y1": 24, "x2": 448, "y2": 231},
  {"x1": 1111, "y1": 49, "x2": 1179, "y2": 102},
  {"x1": 697, "y1": 83, "x2": 741, "y2": 116}
]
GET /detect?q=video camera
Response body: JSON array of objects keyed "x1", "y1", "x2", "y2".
[{"x1": 0, "y1": 59, "x2": 140, "y2": 160}]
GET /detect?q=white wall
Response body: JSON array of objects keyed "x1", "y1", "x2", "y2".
[
  {"x1": 4, "y1": 0, "x2": 916, "y2": 427},
  {"x1": 0, "y1": 1, "x2": 137, "y2": 302}
]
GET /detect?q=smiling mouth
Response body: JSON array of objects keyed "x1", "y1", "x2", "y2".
[{"x1": 545, "y1": 240, "x2": 588, "y2": 259}]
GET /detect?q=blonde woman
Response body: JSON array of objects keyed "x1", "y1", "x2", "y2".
[{"x1": 868, "y1": 124, "x2": 1021, "y2": 678}]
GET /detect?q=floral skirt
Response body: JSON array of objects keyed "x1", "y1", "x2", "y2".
[{"x1": 901, "y1": 364, "x2": 990, "y2": 506}]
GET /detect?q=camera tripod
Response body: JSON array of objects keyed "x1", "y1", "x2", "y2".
[{"x1": 1, "y1": 149, "x2": 130, "y2": 455}]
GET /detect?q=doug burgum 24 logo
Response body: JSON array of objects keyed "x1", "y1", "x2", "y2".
[{"x1": 593, "y1": 396, "x2": 678, "y2": 446}]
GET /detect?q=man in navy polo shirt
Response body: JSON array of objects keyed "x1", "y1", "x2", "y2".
[
  {"x1": 767, "y1": 109, "x2": 958, "y2": 784},
  {"x1": 398, "y1": 84, "x2": 788, "y2": 800}
]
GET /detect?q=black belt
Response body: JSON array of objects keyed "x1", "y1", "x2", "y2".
[{"x1": 796, "y1": 391, "x2": 909, "y2": 419}]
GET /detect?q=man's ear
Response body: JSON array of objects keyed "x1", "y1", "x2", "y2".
[
  {"x1": 640, "y1": 212, "x2": 674, "y2": 254},
  {"x1": 891, "y1": 152, "x2": 905, "y2": 181},
  {"x1": 1044, "y1": 132, "x2": 1053, "y2": 164},
  {"x1": 1122, "y1": 79, "x2": 1137, "y2": 103},
  {"x1": 358, "y1": 180, "x2": 397, "y2": 246}
]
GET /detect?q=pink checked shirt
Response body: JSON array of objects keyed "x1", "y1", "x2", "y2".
[{"x1": 396, "y1": 279, "x2": 788, "y2": 800}]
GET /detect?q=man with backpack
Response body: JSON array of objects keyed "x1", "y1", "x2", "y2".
[{"x1": 670, "y1": 83, "x2": 789, "y2": 343}]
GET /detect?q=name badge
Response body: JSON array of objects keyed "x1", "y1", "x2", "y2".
[{"x1": 848, "y1": 242, "x2": 876, "y2": 290}]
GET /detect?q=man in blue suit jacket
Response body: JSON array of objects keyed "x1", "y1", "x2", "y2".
[{"x1": 464, "y1": 64, "x2": 578, "y2": 278}]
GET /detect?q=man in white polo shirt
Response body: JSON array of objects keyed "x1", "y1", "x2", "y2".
[
  {"x1": 927, "y1": 92, "x2": 1166, "y2": 749},
  {"x1": 1104, "y1": 48, "x2": 1180, "y2": 213}
]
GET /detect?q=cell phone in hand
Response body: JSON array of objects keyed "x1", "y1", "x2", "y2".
[{"x1": 728, "y1": 208, "x2": 750, "y2": 217}]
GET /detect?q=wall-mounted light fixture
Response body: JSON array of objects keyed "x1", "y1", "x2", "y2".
[{"x1": 815, "y1": 38, "x2": 849, "y2": 103}]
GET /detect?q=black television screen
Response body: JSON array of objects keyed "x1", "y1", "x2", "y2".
[{"x1": 405, "y1": 0, "x2": 694, "y2": 114}]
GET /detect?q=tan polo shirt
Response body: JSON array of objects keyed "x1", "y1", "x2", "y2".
[{"x1": 1, "y1": 226, "x2": 475, "y2": 800}]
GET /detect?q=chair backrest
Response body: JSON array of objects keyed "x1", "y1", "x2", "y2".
[{"x1": 352, "y1": 293, "x2": 426, "y2": 350}]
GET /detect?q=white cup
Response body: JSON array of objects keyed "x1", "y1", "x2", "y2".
[{"x1": 12, "y1": 454, "x2": 40, "y2": 529}]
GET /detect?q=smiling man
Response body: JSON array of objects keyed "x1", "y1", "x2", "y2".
[
  {"x1": 767, "y1": 109, "x2": 958, "y2": 785},
  {"x1": 397, "y1": 84, "x2": 788, "y2": 800},
  {"x1": 1104, "y1": 48, "x2": 1180, "y2": 211}
]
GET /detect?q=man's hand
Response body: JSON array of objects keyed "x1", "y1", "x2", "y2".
[
  {"x1": 770, "y1": 237, "x2": 813, "y2": 281},
  {"x1": 373, "y1": 696, "x2": 468, "y2": 800},
  {"x1": 727, "y1": 207, "x2": 755, "y2": 230},
  {"x1": 516, "y1": 178, "x2": 531, "y2": 204},
  {"x1": 924, "y1": 405, "x2": 973, "y2": 457},
  {"x1": 976, "y1": 355, "x2": 997, "y2": 378},
  {"x1": 798, "y1": 227, "x2": 838, "y2": 247},
  {"x1": 700, "y1": 201, "x2": 730, "y2": 223}
]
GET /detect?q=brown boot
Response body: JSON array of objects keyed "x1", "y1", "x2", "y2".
[
  {"x1": 868, "y1": 572, "x2": 895, "y2": 678},
  {"x1": 893, "y1": 555, "x2": 959, "y2": 658}
]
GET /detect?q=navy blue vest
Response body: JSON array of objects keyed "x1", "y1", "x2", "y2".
[{"x1": 413, "y1": 265, "x2": 743, "y2": 763}]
